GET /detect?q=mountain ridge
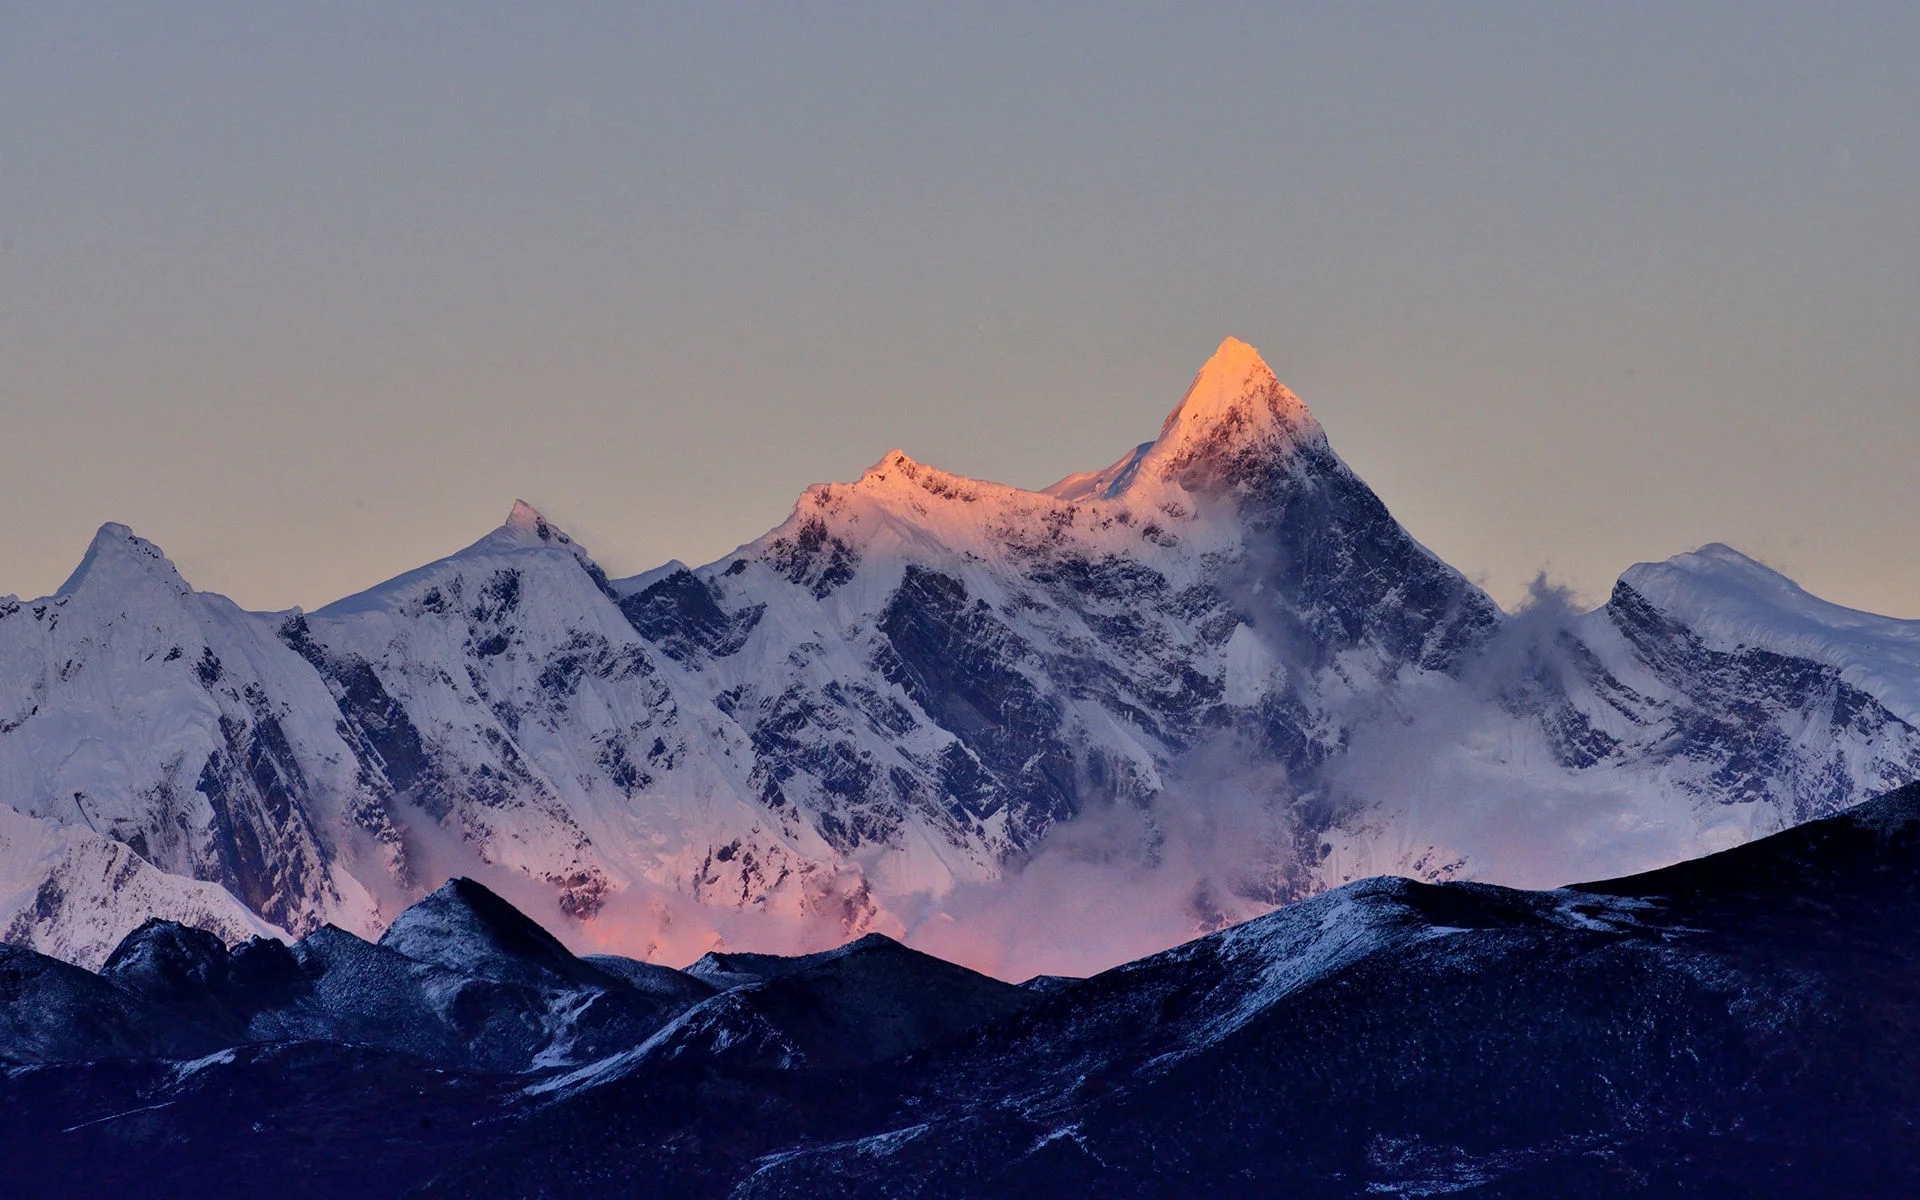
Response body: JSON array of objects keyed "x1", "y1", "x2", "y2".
[
  {"x1": 6, "y1": 780, "x2": 1918, "y2": 1198},
  {"x1": 3, "y1": 337, "x2": 1918, "y2": 978}
]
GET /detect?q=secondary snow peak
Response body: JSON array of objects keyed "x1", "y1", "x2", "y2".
[
  {"x1": 860, "y1": 449, "x2": 919, "y2": 482},
  {"x1": 55, "y1": 522, "x2": 191, "y2": 599},
  {"x1": 457, "y1": 499, "x2": 591, "y2": 559},
  {"x1": 1619, "y1": 544, "x2": 1806, "y2": 620},
  {"x1": 838, "y1": 448, "x2": 990, "y2": 506},
  {"x1": 501, "y1": 499, "x2": 568, "y2": 547}
]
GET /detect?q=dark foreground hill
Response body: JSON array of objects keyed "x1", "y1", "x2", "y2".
[{"x1": 6, "y1": 781, "x2": 1920, "y2": 1198}]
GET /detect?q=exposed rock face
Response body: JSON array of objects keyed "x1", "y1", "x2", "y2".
[{"x1": 2, "y1": 338, "x2": 1918, "y2": 970}]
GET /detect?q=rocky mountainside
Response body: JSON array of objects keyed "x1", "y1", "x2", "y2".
[
  {"x1": 6, "y1": 783, "x2": 1919, "y2": 1198},
  {"x1": 0, "y1": 875, "x2": 715, "y2": 1075},
  {"x1": 699, "y1": 779, "x2": 1920, "y2": 1199},
  {"x1": 3, "y1": 338, "x2": 1918, "y2": 973}
]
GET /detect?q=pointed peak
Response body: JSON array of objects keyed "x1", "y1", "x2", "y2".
[
  {"x1": 458, "y1": 499, "x2": 589, "y2": 558},
  {"x1": 1182, "y1": 336, "x2": 1272, "y2": 403},
  {"x1": 1193, "y1": 335, "x2": 1270, "y2": 389},
  {"x1": 501, "y1": 499, "x2": 571, "y2": 546},
  {"x1": 1157, "y1": 336, "x2": 1314, "y2": 442},
  {"x1": 845, "y1": 448, "x2": 934, "y2": 492},
  {"x1": 844, "y1": 448, "x2": 990, "y2": 506},
  {"x1": 1049, "y1": 338, "x2": 1324, "y2": 501},
  {"x1": 860, "y1": 449, "x2": 920, "y2": 479},
  {"x1": 506, "y1": 498, "x2": 543, "y2": 529},
  {"x1": 378, "y1": 877, "x2": 601, "y2": 986},
  {"x1": 1141, "y1": 336, "x2": 1322, "y2": 488},
  {"x1": 56, "y1": 523, "x2": 192, "y2": 599},
  {"x1": 321, "y1": 501, "x2": 611, "y2": 616}
]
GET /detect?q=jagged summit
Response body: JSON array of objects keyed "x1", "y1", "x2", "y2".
[
  {"x1": 54, "y1": 522, "x2": 192, "y2": 599},
  {"x1": 851, "y1": 449, "x2": 921, "y2": 489},
  {"x1": 846, "y1": 449, "x2": 992, "y2": 503}
]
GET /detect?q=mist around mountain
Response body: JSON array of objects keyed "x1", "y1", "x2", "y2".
[
  {"x1": 4, "y1": 338, "x2": 1919, "y2": 980},
  {"x1": 5, "y1": 782, "x2": 1919, "y2": 1198}
]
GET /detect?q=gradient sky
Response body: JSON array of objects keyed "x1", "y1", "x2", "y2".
[{"x1": 3, "y1": 3, "x2": 1917, "y2": 617}]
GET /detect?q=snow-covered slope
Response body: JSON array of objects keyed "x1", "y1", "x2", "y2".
[
  {"x1": 295, "y1": 498, "x2": 873, "y2": 941},
  {"x1": 1616, "y1": 543, "x2": 1920, "y2": 724},
  {"x1": 0, "y1": 526, "x2": 395, "y2": 962},
  {"x1": 0, "y1": 804, "x2": 283, "y2": 970},
  {"x1": 3, "y1": 338, "x2": 1917, "y2": 974}
]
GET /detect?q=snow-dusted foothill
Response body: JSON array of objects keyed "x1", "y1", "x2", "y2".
[
  {"x1": 0, "y1": 876, "x2": 717, "y2": 1075},
  {"x1": 15, "y1": 782, "x2": 1918, "y2": 1197}
]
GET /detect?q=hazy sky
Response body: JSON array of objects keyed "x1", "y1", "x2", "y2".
[{"x1": 3, "y1": 4, "x2": 1917, "y2": 616}]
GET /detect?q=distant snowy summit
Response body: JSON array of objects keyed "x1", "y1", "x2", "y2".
[{"x1": 3, "y1": 338, "x2": 1918, "y2": 975}]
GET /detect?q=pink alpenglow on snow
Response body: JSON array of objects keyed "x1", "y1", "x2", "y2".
[{"x1": 3, "y1": 339, "x2": 1919, "y2": 980}]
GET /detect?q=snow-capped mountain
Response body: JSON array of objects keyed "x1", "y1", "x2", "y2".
[
  {"x1": 0, "y1": 525, "x2": 402, "y2": 962},
  {"x1": 3, "y1": 338, "x2": 1917, "y2": 971}
]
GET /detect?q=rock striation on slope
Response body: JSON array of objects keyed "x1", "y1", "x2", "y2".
[{"x1": 2, "y1": 338, "x2": 1919, "y2": 969}]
